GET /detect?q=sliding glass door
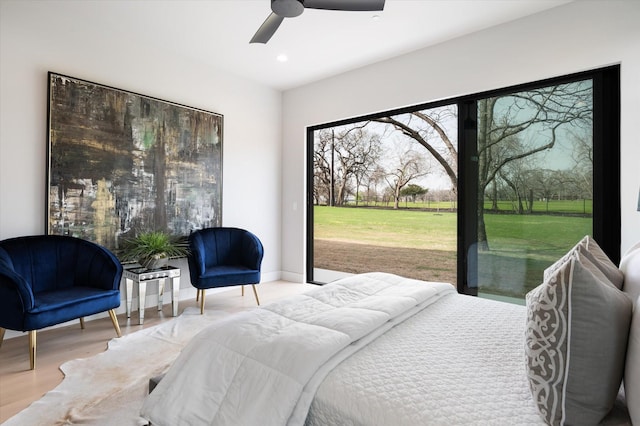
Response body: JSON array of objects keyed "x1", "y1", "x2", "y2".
[
  {"x1": 469, "y1": 80, "x2": 594, "y2": 302},
  {"x1": 307, "y1": 66, "x2": 620, "y2": 303},
  {"x1": 460, "y1": 67, "x2": 620, "y2": 301},
  {"x1": 309, "y1": 104, "x2": 459, "y2": 285}
]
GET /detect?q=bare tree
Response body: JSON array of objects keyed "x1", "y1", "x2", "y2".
[
  {"x1": 373, "y1": 105, "x2": 458, "y2": 194},
  {"x1": 362, "y1": 164, "x2": 386, "y2": 206},
  {"x1": 568, "y1": 130, "x2": 594, "y2": 200},
  {"x1": 312, "y1": 131, "x2": 333, "y2": 205},
  {"x1": 384, "y1": 147, "x2": 430, "y2": 209},
  {"x1": 313, "y1": 127, "x2": 381, "y2": 206},
  {"x1": 528, "y1": 169, "x2": 565, "y2": 213},
  {"x1": 476, "y1": 81, "x2": 592, "y2": 249}
]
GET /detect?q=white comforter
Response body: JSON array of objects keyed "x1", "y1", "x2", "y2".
[
  {"x1": 140, "y1": 272, "x2": 455, "y2": 426},
  {"x1": 306, "y1": 290, "x2": 546, "y2": 426}
]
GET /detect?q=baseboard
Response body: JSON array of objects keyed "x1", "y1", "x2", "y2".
[{"x1": 280, "y1": 270, "x2": 304, "y2": 283}]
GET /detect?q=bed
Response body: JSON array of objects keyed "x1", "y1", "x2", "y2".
[
  {"x1": 306, "y1": 289, "x2": 544, "y2": 425},
  {"x1": 141, "y1": 236, "x2": 640, "y2": 426}
]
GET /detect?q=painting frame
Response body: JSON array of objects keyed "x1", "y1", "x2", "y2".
[{"x1": 46, "y1": 72, "x2": 223, "y2": 255}]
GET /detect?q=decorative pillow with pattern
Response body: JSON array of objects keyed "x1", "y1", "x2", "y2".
[
  {"x1": 542, "y1": 236, "x2": 586, "y2": 282},
  {"x1": 543, "y1": 236, "x2": 623, "y2": 289},
  {"x1": 580, "y1": 235, "x2": 624, "y2": 289},
  {"x1": 525, "y1": 252, "x2": 632, "y2": 425}
]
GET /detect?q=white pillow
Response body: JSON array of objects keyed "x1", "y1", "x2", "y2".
[
  {"x1": 621, "y1": 244, "x2": 640, "y2": 425},
  {"x1": 626, "y1": 296, "x2": 640, "y2": 425},
  {"x1": 622, "y1": 241, "x2": 640, "y2": 258},
  {"x1": 620, "y1": 243, "x2": 640, "y2": 306},
  {"x1": 525, "y1": 252, "x2": 632, "y2": 425}
]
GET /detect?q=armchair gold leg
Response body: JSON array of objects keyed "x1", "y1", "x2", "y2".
[
  {"x1": 252, "y1": 284, "x2": 260, "y2": 306},
  {"x1": 196, "y1": 289, "x2": 201, "y2": 302},
  {"x1": 241, "y1": 285, "x2": 245, "y2": 296},
  {"x1": 29, "y1": 330, "x2": 36, "y2": 370},
  {"x1": 200, "y1": 290, "x2": 206, "y2": 314},
  {"x1": 108, "y1": 309, "x2": 122, "y2": 338},
  {"x1": 0, "y1": 327, "x2": 5, "y2": 348},
  {"x1": 79, "y1": 317, "x2": 85, "y2": 329}
]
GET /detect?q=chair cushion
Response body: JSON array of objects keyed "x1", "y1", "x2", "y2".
[
  {"x1": 525, "y1": 251, "x2": 632, "y2": 425},
  {"x1": 24, "y1": 287, "x2": 121, "y2": 331},
  {"x1": 197, "y1": 265, "x2": 261, "y2": 289}
]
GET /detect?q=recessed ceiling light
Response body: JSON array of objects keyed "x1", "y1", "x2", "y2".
[{"x1": 277, "y1": 54, "x2": 288, "y2": 62}]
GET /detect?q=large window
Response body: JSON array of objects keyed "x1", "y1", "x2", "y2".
[
  {"x1": 307, "y1": 66, "x2": 620, "y2": 302},
  {"x1": 310, "y1": 104, "x2": 458, "y2": 285}
]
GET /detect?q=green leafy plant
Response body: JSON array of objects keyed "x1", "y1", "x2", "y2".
[{"x1": 121, "y1": 231, "x2": 189, "y2": 268}]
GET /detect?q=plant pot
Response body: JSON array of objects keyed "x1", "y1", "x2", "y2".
[{"x1": 139, "y1": 255, "x2": 168, "y2": 270}]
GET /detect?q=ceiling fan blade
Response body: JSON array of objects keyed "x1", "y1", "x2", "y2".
[
  {"x1": 250, "y1": 13, "x2": 285, "y2": 44},
  {"x1": 304, "y1": 0, "x2": 385, "y2": 12}
]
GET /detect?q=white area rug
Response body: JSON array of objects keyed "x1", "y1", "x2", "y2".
[{"x1": 3, "y1": 307, "x2": 227, "y2": 426}]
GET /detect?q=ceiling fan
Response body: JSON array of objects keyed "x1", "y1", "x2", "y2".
[{"x1": 250, "y1": 0, "x2": 386, "y2": 44}]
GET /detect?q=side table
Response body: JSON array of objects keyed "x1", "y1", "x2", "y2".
[{"x1": 123, "y1": 265, "x2": 181, "y2": 325}]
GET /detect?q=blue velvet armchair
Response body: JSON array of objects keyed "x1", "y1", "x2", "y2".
[
  {"x1": 187, "y1": 227, "x2": 264, "y2": 314},
  {"x1": 0, "y1": 235, "x2": 123, "y2": 369}
]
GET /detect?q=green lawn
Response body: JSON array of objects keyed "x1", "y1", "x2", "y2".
[
  {"x1": 483, "y1": 214, "x2": 590, "y2": 259},
  {"x1": 314, "y1": 205, "x2": 591, "y2": 298},
  {"x1": 314, "y1": 206, "x2": 457, "y2": 251}
]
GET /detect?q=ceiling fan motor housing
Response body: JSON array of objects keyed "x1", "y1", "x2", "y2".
[
  {"x1": 271, "y1": 0, "x2": 304, "y2": 17},
  {"x1": 253, "y1": 0, "x2": 385, "y2": 44}
]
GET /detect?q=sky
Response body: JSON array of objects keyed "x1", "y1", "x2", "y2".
[{"x1": 314, "y1": 80, "x2": 593, "y2": 194}]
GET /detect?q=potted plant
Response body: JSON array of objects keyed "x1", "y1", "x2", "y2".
[{"x1": 120, "y1": 230, "x2": 189, "y2": 270}]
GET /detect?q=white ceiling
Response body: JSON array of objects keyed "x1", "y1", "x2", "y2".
[{"x1": 50, "y1": 0, "x2": 573, "y2": 91}]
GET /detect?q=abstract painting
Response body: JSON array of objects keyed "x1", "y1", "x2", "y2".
[{"x1": 46, "y1": 72, "x2": 223, "y2": 254}]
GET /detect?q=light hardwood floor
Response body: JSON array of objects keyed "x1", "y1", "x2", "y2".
[{"x1": 0, "y1": 281, "x2": 314, "y2": 423}]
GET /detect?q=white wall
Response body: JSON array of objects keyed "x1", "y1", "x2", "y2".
[
  {"x1": 2, "y1": 1, "x2": 639, "y2": 288},
  {"x1": 0, "y1": 1, "x2": 283, "y2": 286},
  {"x1": 281, "y1": 0, "x2": 640, "y2": 280}
]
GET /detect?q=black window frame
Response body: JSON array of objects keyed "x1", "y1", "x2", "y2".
[{"x1": 306, "y1": 65, "x2": 620, "y2": 293}]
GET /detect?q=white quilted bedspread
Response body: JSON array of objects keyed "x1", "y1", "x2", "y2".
[
  {"x1": 141, "y1": 272, "x2": 455, "y2": 426},
  {"x1": 306, "y1": 292, "x2": 545, "y2": 426}
]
